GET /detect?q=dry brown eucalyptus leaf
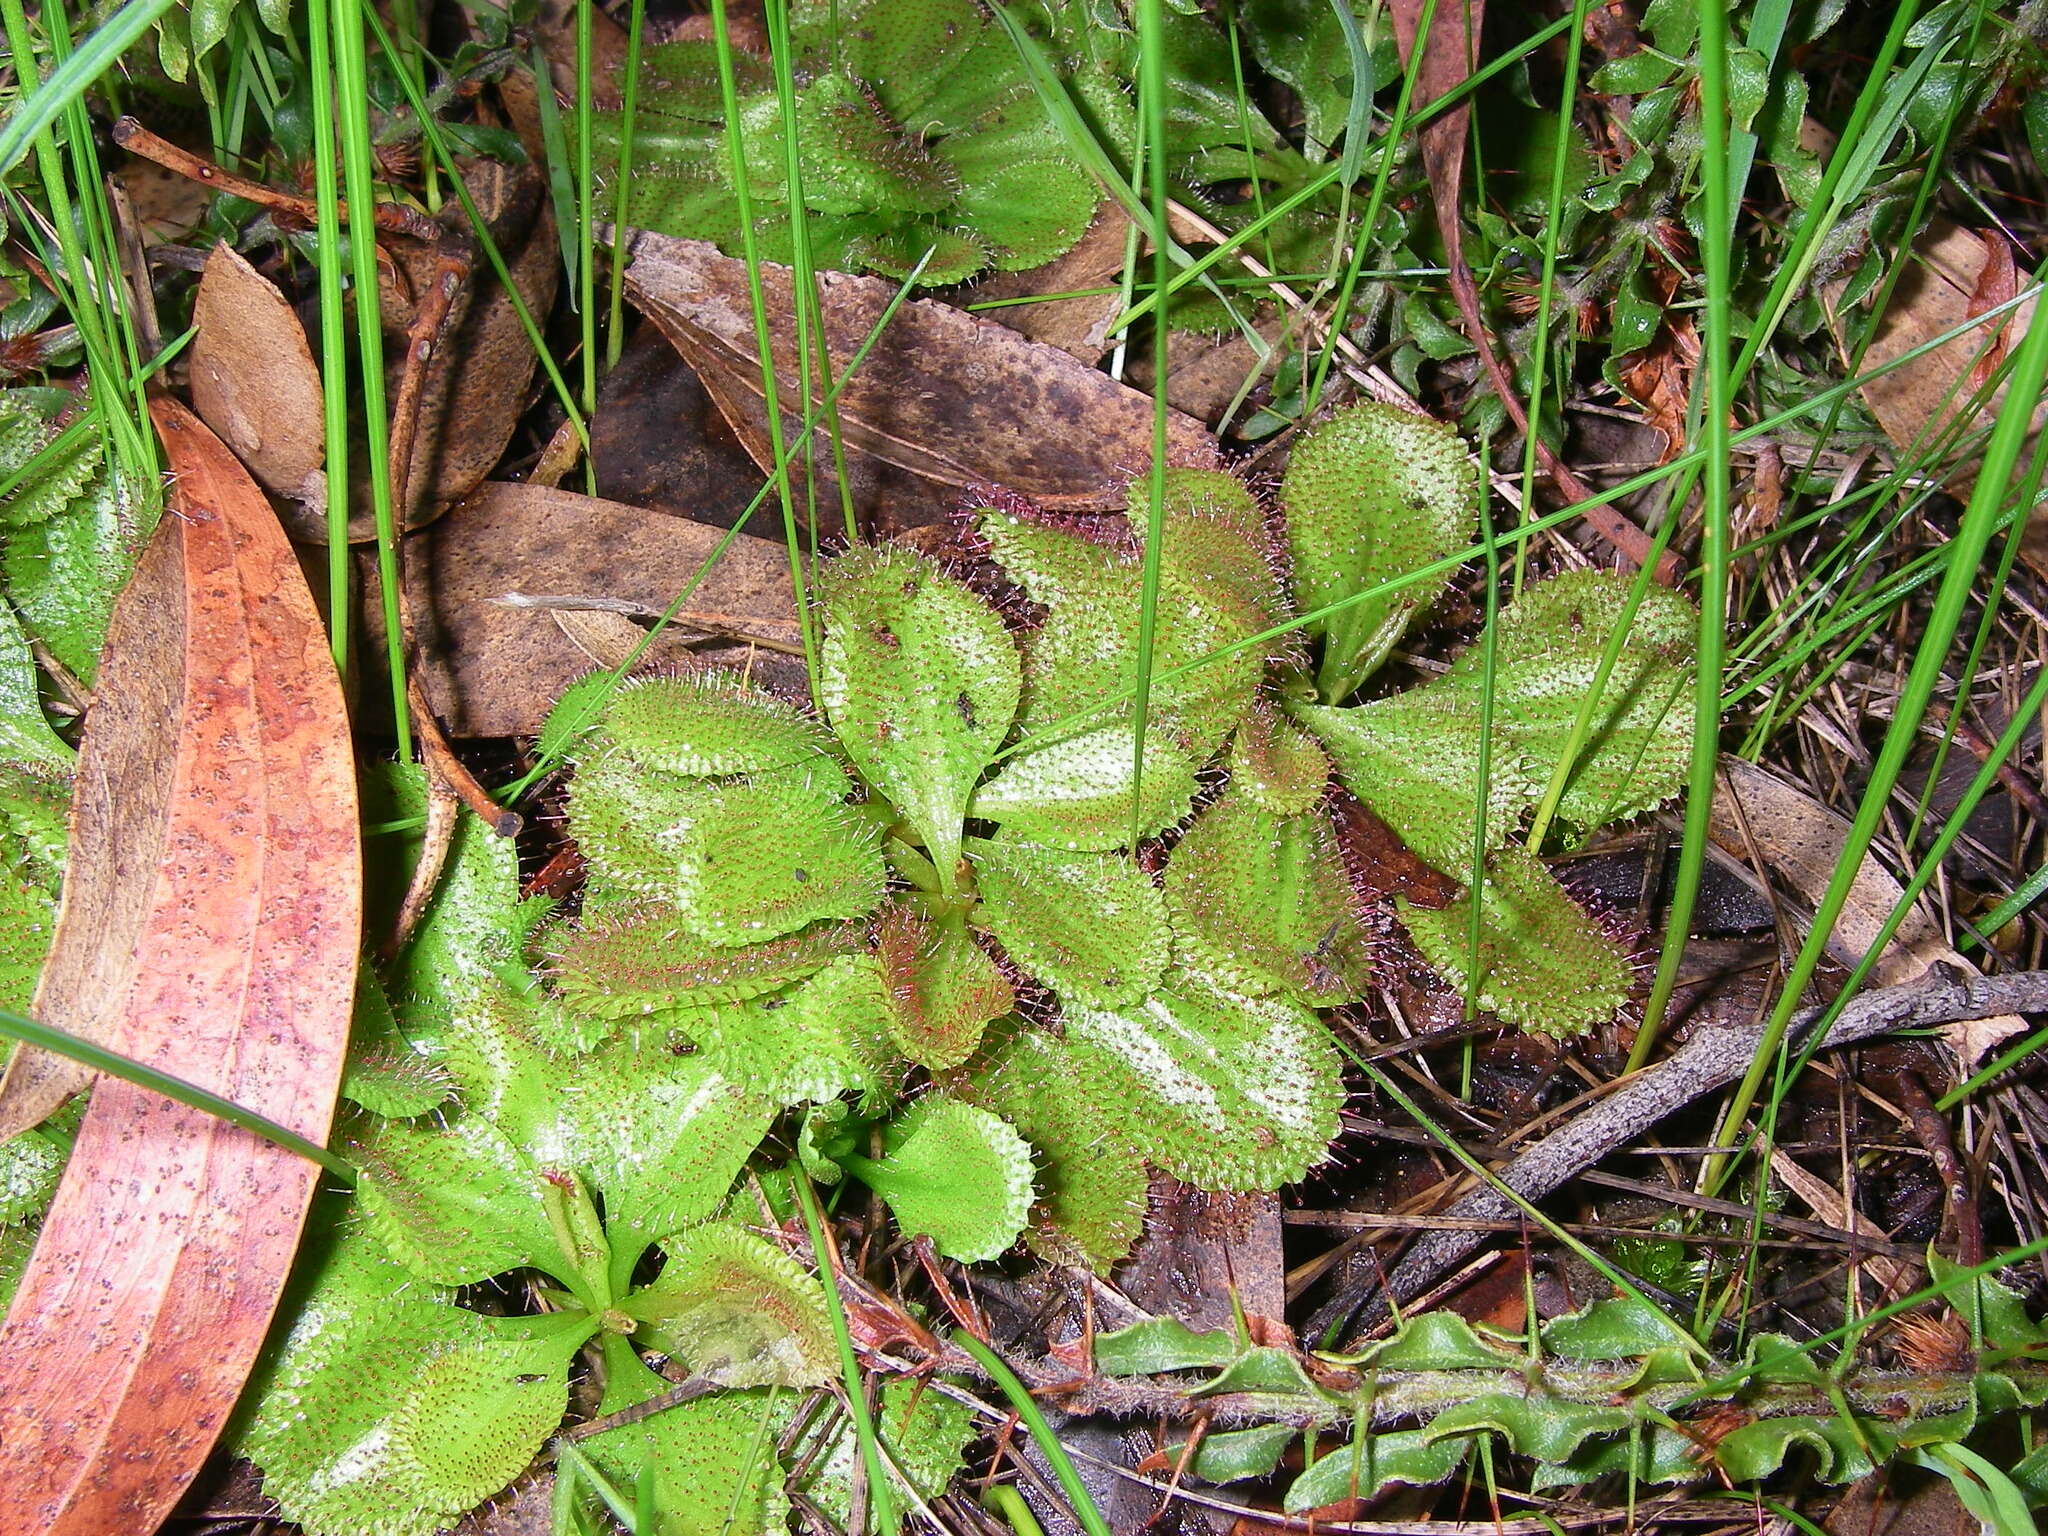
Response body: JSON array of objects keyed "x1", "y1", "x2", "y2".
[
  {"x1": 622, "y1": 232, "x2": 1219, "y2": 530},
  {"x1": 0, "y1": 399, "x2": 358, "y2": 1532},
  {"x1": 390, "y1": 160, "x2": 559, "y2": 523},
  {"x1": 189, "y1": 242, "x2": 328, "y2": 520},
  {"x1": 373, "y1": 482, "x2": 805, "y2": 736},
  {"x1": 1828, "y1": 218, "x2": 2043, "y2": 494},
  {"x1": 1710, "y1": 757, "x2": 2022, "y2": 1066}
]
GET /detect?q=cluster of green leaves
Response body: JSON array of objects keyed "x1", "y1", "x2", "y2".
[
  {"x1": 539, "y1": 400, "x2": 1692, "y2": 1282},
  {"x1": 591, "y1": 0, "x2": 1363, "y2": 290},
  {"x1": 592, "y1": 0, "x2": 1105, "y2": 285},
  {"x1": 227, "y1": 400, "x2": 1693, "y2": 1535},
  {"x1": 235, "y1": 771, "x2": 976, "y2": 1536},
  {"x1": 1093, "y1": 1263, "x2": 2048, "y2": 1508}
]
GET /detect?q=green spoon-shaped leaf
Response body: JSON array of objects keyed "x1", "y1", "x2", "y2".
[
  {"x1": 1163, "y1": 788, "x2": 1369, "y2": 1004},
  {"x1": 1281, "y1": 401, "x2": 1475, "y2": 703},
  {"x1": 1396, "y1": 845, "x2": 1635, "y2": 1038},
  {"x1": 844, "y1": 1097, "x2": 1035, "y2": 1263},
  {"x1": 626, "y1": 1220, "x2": 835, "y2": 1389},
  {"x1": 820, "y1": 546, "x2": 1021, "y2": 892},
  {"x1": 239, "y1": 1226, "x2": 596, "y2": 1536},
  {"x1": 1061, "y1": 970, "x2": 1345, "y2": 1190},
  {"x1": 968, "y1": 835, "x2": 1168, "y2": 1006}
]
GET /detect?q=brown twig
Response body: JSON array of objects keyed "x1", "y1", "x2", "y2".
[
  {"x1": 1312, "y1": 967, "x2": 2048, "y2": 1340},
  {"x1": 111, "y1": 117, "x2": 442, "y2": 243},
  {"x1": 1388, "y1": 5, "x2": 1680, "y2": 584},
  {"x1": 380, "y1": 229, "x2": 521, "y2": 958},
  {"x1": 1890, "y1": 1064, "x2": 1984, "y2": 1267}
]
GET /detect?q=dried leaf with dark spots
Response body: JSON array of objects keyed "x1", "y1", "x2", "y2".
[{"x1": 0, "y1": 399, "x2": 359, "y2": 1533}]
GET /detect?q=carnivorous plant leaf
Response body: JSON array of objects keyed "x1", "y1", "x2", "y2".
[
  {"x1": 239, "y1": 1225, "x2": 595, "y2": 1536},
  {"x1": 1059, "y1": 970, "x2": 1344, "y2": 1190},
  {"x1": 966, "y1": 1025, "x2": 1149, "y2": 1274},
  {"x1": 626, "y1": 1220, "x2": 834, "y2": 1389},
  {"x1": 820, "y1": 545, "x2": 1021, "y2": 892},
  {"x1": 1162, "y1": 787, "x2": 1370, "y2": 1004},
  {"x1": 967, "y1": 836, "x2": 1168, "y2": 1007},
  {"x1": 1434, "y1": 568, "x2": 1696, "y2": 833},
  {"x1": 844, "y1": 1097, "x2": 1035, "y2": 1263},
  {"x1": 1396, "y1": 845, "x2": 1635, "y2": 1038},
  {"x1": 874, "y1": 903, "x2": 1015, "y2": 1070},
  {"x1": 1281, "y1": 401, "x2": 1475, "y2": 703}
]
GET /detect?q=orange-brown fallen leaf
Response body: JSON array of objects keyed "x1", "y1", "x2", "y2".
[{"x1": 0, "y1": 399, "x2": 360, "y2": 1534}]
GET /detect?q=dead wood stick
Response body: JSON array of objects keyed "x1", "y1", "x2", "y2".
[
  {"x1": 1330, "y1": 968, "x2": 2048, "y2": 1338},
  {"x1": 111, "y1": 117, "x2": 442, "y2": 243}
]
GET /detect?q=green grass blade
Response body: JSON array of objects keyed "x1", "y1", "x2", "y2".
[
  {"x1": 0, "y1": 1007, "x2": 355, "y2": 1182},
  {"x1": 0, "y1": 0, "x2": 180, "y2": 178}
]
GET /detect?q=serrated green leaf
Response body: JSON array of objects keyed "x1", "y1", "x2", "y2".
[
  {"x1": 820, "y1": 546, "x2": 1020, "y2": 888},
  {"x1": 668, "y1": 952, "x2": 895, "y2": 1107},
  {"x1": 849, "y1": 1097, "x2": 1034, "y2": 1262},
  {"x1": 570, "y1": 755, "x2": 886, "y2": 944},
  {"x1": 1061, "y1": 970, "x2": 1344, "y2": 1190},
  {"x1": 971, "y1": 721, "x2": 1201, "y2": 850},
  {"x1": 1280, "y1": 402, "x2": 1475, "y2": 701},
  {"x1": 341, "y1": 973, "x2": 453, "y2": 1118},
  {"x1": 372, "y1": 766, "x2": 531, "y2": 1012},
  {"x1": 1184, "y1": 1423, "x2": 1297, "y2": 1483},
  {"x1": 1541, "y1": 1295, "x2": 1701, "y2": 1360},
  {"x1": 874, "y1": 904, "x2": 1014, "y2": 1069},
  {"x1": 1436, "y1": 570, "x2": 1696, "y2": 832},
  {"x1": 1398, "y1": 845, "x2": 1635, "y2": 1038},
  {"x1": 626, "y1": 1221, "x2": 834, "y2": 1389},
  {"x1": 240, "y1": 1224, "x2": 595, "y2": 1536},
  {"x1": 978, "y1": 503, "x2": 1272, "y2": 763},
  {"x1": 0, "y1": 870, "x2": 54, "y2": 1017},
  {"x1": 1351, "y1": 1310, "x2": 1520, "y2": 1372},
  {"x1": 546, "y1": 906, "x2": 864, "y2": 1018},
  {"x1": 1296, "y1": 692, "x2": 1534, "y2": 873},
  {"x1": 966, "y1": 1024, "x2": 1147, "y2": 1272},
  {"x1": 1093, "y1": 1317, "x2": 1243, "y2": 1377},
  {"x1": 352, "y1": 1114, "x2": 561, "y2": 1287},
  {"x1": 3, "y1": 461, "x2": 151, "y2": 686},
  {"x1": 1163, "y1": 790, "x2": 1368, "y2": 1004},
  {"x1": 584, "y1": 1343, "x2": 792, "y2": 1536},
  {"x1": 1285, "y1": 1428, "x2": 1469, "y2": 1511},
  {"x1": 598, "y1": 672, "x2": 843, "y2": 781},
  {"x1": 1713, "y1": 1412, "x2": 1882, "y2": 1486},
  {"x1": 1155, "y1": 467, "x2": 1287, "y2": 618},
  {"x1": 1227, "y1": 703, "x2": 1331, "y2": 815},
  {"x1": 551, "y1": 1036, "x2": 777, "y2": 1270},
  {"x1": 968, "y1": 836, "x2": 1167, "y2": 1006},
  {"x1": 0, "y1": 1123, "x2": 64, "y2": 1225},
  {"x1": 1425, "y1": 1394, "x2": 1633, "y2": 1464}
]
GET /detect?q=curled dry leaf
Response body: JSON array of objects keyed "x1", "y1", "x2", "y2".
[
  {"x1": 189, "y1": 243, "x2": 328, "y2": 518},
  {"x1": 1710, "y1": 757, "x2": 2022, "y2": 1069},
  {"x1": 622, "y1": 232, "x2": 1219, "y2": 529},
  {"x1": 373, "y1": 482, "x2": 805, "y2": 737},
  {"x1": 189, "y1": 162, "x2": 557, "y2": 544},
  {"x1": 1828, "y1": 218, "x2": 2043, "y2": 504},
  {"x1": 0, "y1": 399, "x2": 360, "y2": 1532}
]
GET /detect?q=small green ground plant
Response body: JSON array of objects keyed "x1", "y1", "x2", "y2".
[{"x1": 107, "y1": 402, "x2": 1705, "y2": 1535}]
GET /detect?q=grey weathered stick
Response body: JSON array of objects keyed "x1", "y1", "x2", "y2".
[{"x1": 1355, "y1": 969, "x2": 2048, "y2": 1329}]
